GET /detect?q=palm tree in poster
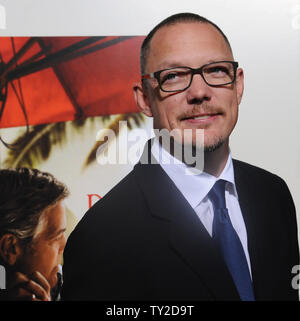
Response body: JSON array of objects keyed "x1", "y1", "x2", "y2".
[{"x1": 3, "y1": 112, "x2": 145, "y2": 169}]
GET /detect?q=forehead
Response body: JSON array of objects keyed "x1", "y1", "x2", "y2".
[
  {"x1": 146, "y1": 22, "x2": 233, "y2": 71},
  {"x1": 35, "y1": 202, "x2": 66, "y2": 239}
]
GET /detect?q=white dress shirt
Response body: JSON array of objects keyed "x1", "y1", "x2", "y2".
[{"x1": 151, "y1": 137, "x2": 252, "y2": 276}]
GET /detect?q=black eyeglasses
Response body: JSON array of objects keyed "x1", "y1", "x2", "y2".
[{"x1": 142, "y1": 61, "x2": 239, "y2": 92}]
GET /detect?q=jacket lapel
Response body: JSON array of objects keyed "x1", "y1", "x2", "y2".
[
  {"x1": 134, "y1": 160, "x2": 240, "y2": 300},
  {"x1": 233, "y1": 160, "x2": 271, "y2": 300}
]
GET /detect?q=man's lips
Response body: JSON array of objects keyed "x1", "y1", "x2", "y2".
[{"x1": 181, "y1": 113, "x2": 222, "y2": 124}]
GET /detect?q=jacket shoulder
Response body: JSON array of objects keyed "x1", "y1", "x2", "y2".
[
  {"x1": 233, "y1": 159, "x2": 287, "y2": 185},
  {"x1": 233, "y1": 159, "x2": 295, "y2": 209}
]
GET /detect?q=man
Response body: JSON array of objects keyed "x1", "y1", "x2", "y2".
[
  {"x1": 0, "y1": 168, "x2": 69, "y2": 301},
  {"x1": 62, "y1": 13, "x2": 299, "y2": 300}
]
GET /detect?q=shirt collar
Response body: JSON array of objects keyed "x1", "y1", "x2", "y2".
[{"x1": 151, "y1": 137, "x2": 237, "y2": 209}]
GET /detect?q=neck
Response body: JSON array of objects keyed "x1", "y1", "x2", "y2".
[
  {"x1": 157, "y1": 136, "x2": 230, "y2": 177},
  {"x1": 203, "y1": 140, "x2": 229, "y2": 177}
]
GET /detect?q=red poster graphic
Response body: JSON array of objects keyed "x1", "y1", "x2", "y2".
[{"x1": 0, "y1": 36, "x2": 144, "y2": 128}]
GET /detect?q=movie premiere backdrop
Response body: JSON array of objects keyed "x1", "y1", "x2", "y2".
[
  {"x1": 0, "y1": 0, "x2": 299, "y2": 242},
  {"x1": 0, "y1": 35, "x2": 155, "y2": 237}
]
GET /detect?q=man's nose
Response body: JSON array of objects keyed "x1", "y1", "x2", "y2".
[
  {"x1": 59, "y1": 234, "x2": 67, "y2": 253},
  {"x1": 186, "y1": 73, "x2": 212, "y2": 103}
]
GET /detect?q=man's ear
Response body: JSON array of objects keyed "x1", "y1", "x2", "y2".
[
  {"x1": 236, "y1": 68, "x2": 244, "y2": 105},
  {"x1": 0, "y1": 234, "x2": 22, "y2": 266},
  {"x1": 133, "y1": 82, "x2": 153, "y2": 117}
]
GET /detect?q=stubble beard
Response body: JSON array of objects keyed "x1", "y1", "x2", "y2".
[{"x1": 203, "y1": 137, "x2": 225, "y2": 153}]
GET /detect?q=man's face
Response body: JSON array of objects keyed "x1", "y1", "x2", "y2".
[
  {"x1": 16, "y1": 201, "x2": 67, "y2": 289},
  {"x1": 136, "y1": 22, "x2": 244, "y2": 150}
]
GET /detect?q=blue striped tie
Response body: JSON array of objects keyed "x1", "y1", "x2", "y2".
[{"x1": 208, "y1": 179, "x2": 255, "y2": 301}]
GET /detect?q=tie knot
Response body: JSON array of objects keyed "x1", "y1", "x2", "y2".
[{"x1": 208, "y1": 179, "x2": 227, "y2": 210}]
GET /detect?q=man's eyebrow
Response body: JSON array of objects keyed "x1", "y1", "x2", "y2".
[
  {"x1": 155, "y1": 57, "x2": 232, "y2": 71},
  {"x1": 48, "y1": 227, "x2": 66, "y2": 238},
  {"x1": 57, "y1": 228, "x2": 67, "y2": 234},
  {"x1": 156, "y1": 60, "x2": 184, "y2": 70}
]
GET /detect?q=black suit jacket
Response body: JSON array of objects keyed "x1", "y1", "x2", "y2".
[{"x1": 62, "y1": 148, "x2": 299, "y2": 301}]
